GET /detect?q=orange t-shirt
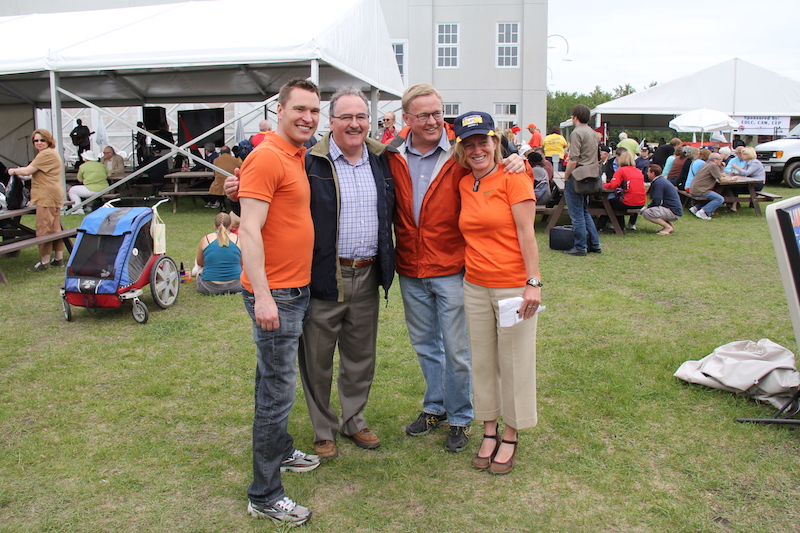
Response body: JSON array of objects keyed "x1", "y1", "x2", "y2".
[
  {"x1": 238, "y1": 132, "x2": 313, "y2": 291},
  {"x1": 458, "y1": 164, "x2": 535, "y2": 288}
]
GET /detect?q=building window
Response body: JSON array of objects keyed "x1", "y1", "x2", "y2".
[
  {"x1": 444, "y1": 103, "x2": 461, "y2": 117},
  {"x1": 436, "y1": 23, "x2": 459, "y2": 68},
  {"x1": 494, "y1": 103, "x2": 517, "y2": 116},
  {"x1": 494, "y1": 103, "x2": 519, "y2": 132},
  {"x1": 443, "y1": 103, "x2": 461, "y2": 124},
  {"x1": 392, "y1": 41, "x2": 407, "y2": 82},
  {"x1": 497, "y1": 23, "x2": 519, "y2": 68}
]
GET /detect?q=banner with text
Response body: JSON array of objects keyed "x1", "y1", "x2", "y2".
[{"x1": 733, "y1": 116, "x2": 790, "y2": 135}]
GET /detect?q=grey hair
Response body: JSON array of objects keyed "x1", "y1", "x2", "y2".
[{"x1": 330, "y1": 86, "x2": 369, "y2": 117}]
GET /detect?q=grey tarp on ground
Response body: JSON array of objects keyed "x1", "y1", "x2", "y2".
[{"x1": 674, "y1": 338, "x2": 800, "y2": 409}]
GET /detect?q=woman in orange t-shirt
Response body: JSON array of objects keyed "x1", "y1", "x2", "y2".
[{"x1": 454, "y1": 111, "x2": 541, "y2": 476}]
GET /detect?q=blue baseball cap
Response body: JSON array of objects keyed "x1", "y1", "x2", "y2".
[{"x1": 454, "y1": 111, "x2": 496, "y2": 142}]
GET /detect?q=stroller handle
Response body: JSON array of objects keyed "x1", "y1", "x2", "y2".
[{"x1": 102, "y1": 196, "x2": 171, "y2": 209}]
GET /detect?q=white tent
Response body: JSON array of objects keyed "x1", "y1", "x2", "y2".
[
  {"x1": 0, "y1": 0, "x2": 404, "y2": 168},
  {"x1": 593, "y1": 58, "x2": 800, "y2": 130}
]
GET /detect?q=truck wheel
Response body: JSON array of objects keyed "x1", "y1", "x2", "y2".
[{"x1": 785, "y1": 162, "x2": 800, "y2": 188}]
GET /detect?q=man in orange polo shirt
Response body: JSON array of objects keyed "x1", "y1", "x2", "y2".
[{"x1": 237, "y1": 78, "x2": 320, "y2": 527}]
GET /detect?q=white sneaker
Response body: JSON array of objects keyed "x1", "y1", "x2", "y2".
[
  {"x1": 694, "y1": 209, "x2": 711, "y2": 220},
  {"x1": 248, "y1": 497, "x2": 312, "y2": 525},
  {"x1": 280, "y1": 448, "x2": 321, "y2": 473},
  {"x1": 689, "y1": 206, "x2": 698, "y2": 215}
]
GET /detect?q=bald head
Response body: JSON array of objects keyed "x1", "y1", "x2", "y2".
[{"x1": 258, "y1": 120, "x2": 272, "y2": 132}]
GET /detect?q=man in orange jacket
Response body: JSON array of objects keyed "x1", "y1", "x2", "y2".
[{"x1": 385, "y1": 84, "x2": 527, "y2": 453}]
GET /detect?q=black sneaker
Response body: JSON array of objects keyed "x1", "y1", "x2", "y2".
[
  {"x1": 445, "y1": 425, "x2": 471, "y2": 452},
  {"x1": 27, "y1": 261, "x2": 50, "y2": 272},
  {"x1": 247, "y1": 496, "x2": 311, "y2": 526},
  {"x1": 405, "y1": 411, "x2": 447, "y2": 436},
  {"x1": 50, "y1": 258, "x2": 64, "y2": 267}
]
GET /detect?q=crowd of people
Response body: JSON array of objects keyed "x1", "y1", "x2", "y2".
[{"x1": 556, "y1": 125, "x2": 767, "y2": 252}]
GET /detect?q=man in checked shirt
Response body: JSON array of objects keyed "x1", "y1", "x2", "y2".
[{"x1": 299, "y1": 86, "x2": 396, "y2": 459}]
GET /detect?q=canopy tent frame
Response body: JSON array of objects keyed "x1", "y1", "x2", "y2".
[{"x1": 0, "y1": 0, "x2": 405, "y2": 181}]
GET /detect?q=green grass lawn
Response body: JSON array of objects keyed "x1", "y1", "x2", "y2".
[{"x1": 1, "y1": 187, "x2": 799, "y2": 532}]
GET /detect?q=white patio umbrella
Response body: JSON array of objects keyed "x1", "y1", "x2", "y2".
[{"x1": 669, "y1": 108, "x2": 738, "y2": 145}]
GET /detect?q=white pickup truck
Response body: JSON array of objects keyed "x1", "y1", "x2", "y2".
[{"x1": 756, "y1": 123, "x2": 800, "y2": 187}]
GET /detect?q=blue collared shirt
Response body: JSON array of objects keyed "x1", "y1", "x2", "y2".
[
  {"x1": 405, "y1": 129, "x2": 451, "y2": 224},
  {"x1": 329, "y1": 136, "x2": 378, "y2": 259}
]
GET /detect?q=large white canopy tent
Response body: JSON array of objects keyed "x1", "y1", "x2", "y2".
[
  {"x1": 592, "y1": 58, "x2": 800, "y2": 131},
  {"x1": 0, "y1": 0, "x2": 405, "y2": 171}
]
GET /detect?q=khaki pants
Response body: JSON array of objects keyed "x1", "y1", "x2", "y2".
[
  {"x1": 35, "y1": 206, "x2": 64, "y2": 258},
  {"x1": 463, "y1": 280, "x2": 538, "y2": 430},
  {"x1": 298, "y1": 263, "x2": 380, "y2": 442}
]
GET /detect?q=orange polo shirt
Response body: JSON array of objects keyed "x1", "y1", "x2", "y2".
[
  {"x1": 458, "y1": 163, "x2": 535, "y2": 288},
  {"x1": 238, "y1": 131, "x2": 313, "y2": 291}
]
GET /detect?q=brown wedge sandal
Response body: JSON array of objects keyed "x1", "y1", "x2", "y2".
[
  {"x1": 471, "y1": 434, "x2": 500, "y2": 470},
  {"x1": 488, "y1": 439, "x2": 517, "y2": 475}
]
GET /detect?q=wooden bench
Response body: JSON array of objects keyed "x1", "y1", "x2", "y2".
[
  {"x1": 0, "y1": 228, "x2": 78, "y2": 284},
  {"x1": 679, "y1": 189, "x2": 782, "y2": 216}
]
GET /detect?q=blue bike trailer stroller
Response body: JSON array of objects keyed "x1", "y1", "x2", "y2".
[{"x1": 60, "y1": 198, "x2": 179, "y2": 323}]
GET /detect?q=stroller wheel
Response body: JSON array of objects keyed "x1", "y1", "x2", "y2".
[
  {"x1": 62, "y1": 298, "x2": 72, "y2": 322},
  {"x1": 132, "y1": 299, "x2": 149, "y2": 324},
  {"x1": 150, "y1": 255, "x2": 180, "y2": 309}
]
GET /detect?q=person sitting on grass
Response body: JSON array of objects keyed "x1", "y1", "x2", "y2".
[
  {"x1": 195, "y1": 212, "x2": 242, "y2": 295},
  {"x1": 640, "y1": 164, "x2": 682, "y2": 235}
]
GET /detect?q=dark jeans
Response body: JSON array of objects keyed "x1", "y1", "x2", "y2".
[{"x1": 243, "y1": 286, "x2": 310, "y2": 505}]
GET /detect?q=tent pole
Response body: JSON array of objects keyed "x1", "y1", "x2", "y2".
[
  {"x1": 310, "y1": 59, "x2": 319, "y2": 85},
  {"x1": 49, "y1": 70, "x2": 67, "y2": 201}
]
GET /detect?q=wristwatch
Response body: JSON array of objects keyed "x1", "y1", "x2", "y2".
[{"x1": 526, "y1": 277, "x2": 543, "y2": 288}]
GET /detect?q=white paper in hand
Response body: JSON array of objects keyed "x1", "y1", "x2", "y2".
[{"x1": 498, "y1": 296, "x2": 545, "y2": 327}]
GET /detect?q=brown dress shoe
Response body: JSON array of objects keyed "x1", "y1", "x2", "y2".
[
  {"x1": 343, "y1": 428, "x2": 381, "y2": 449},
  {"x1": 314, "y1": 440, "x2": 339, "y2": 459}
]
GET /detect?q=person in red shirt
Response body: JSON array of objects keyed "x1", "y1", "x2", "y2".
[
  {"x1": 598, "y1": 151, "x2": 646, "y2": 231},
  {"x1": 249, "y1": 119, "x2": 272, "y2": 147}
]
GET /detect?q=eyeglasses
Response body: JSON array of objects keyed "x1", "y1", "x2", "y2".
[
  {"x1": 407, "y1": 110, "x2": 443, "y2": 123},
  {"x1": 331, "y1": 113, "x2": 369, "y2": 123}
]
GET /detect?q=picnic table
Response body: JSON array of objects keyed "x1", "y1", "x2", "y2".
[
  {"x1": 543, "y1": 178, "x2": 639, "y2": 237},
  {"x1": 0, "y1": 206, "x2": 78, "y2": 284},
  {"x1": 679, "y1": 177, "x2": 781, "y2": 216},
  {"x1": 161, "y1": 171, "x2": 214, "y2": 213}
]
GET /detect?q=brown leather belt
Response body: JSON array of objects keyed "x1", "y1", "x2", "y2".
[{"x1": 338, "y1": 257, "x2": 375, "y2": 268}]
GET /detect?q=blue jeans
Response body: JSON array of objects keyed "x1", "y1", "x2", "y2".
[
  {"x1": 243, "y1": 286, "x2": 309, "y2": 505},
  {"x1": 399, "y1": 273, "x2": 473, "y2": 427},
  {"x1": 564, "y1": 176, "x2": 601, "y2": 251},
  {"x1": 700, "y1": 190, "x2": 724, "y2": 215}
]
